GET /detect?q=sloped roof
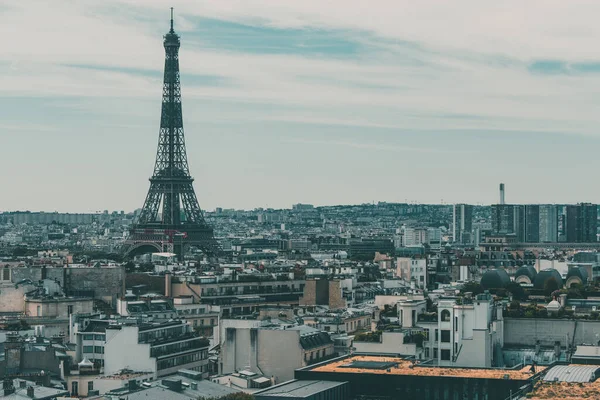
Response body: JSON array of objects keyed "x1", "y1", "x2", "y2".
[{"x1": 543, "y1": 365, "x2": 600, "y2": 383}]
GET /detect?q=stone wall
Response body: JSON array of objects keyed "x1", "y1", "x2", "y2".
[
  {"x1": 328, "y1": 280, "x2": 346, "y2": 310},
  {"x1": 504, "y1": 318, "x2": 600, "y2": 347},
  {"x1": 299, "y1": 279, "x2": 332, "y2": 307},
  {"x1": 10, "y1": 266, "x2": 125, "y2": 305},
  {"x1": 0, "y1": 283, "x2": 35, "y2": 312}
]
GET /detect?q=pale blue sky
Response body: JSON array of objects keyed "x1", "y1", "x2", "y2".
[{"x1": 2, "y1": 1, "x2": 600, "y2": 212}]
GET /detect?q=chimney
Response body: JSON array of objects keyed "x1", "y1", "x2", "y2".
[
  {"x1": 27, "y1": 386, "x2": 35, "y2": 398},
  {"x1": 559, "y1": 293, "x2": 567, "y2": 307},
  {"x1": 3, "y1": 378, "x2": 14, "y2": 396},
  {"x1": 165, "y1": 272, "x2": 172, "y2": 298},
  {"x1": 499, "y1": 183, "x2": 505, "y2": 205},
  {"x1": 191, "y1": 382, "x2": 198, "y2": 390}
]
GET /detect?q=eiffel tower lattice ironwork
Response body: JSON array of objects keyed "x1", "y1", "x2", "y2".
[{"x1": 124, "y1": 10, "x2": 220, "y2": 258}]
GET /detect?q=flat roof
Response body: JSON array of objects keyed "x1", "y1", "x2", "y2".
[
  {"x1": 307, "y1": 355, "x2": 543, "y2": 381},
  {"x1": 527, "y1": 380, "x2": 600, "y2": 399},
  {"x1": 256, "y1": 380, "x2": 346, "y2": 397}
]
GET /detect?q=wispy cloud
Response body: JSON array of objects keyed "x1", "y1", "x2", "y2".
[
  {"x1": 284, "y1": 138, "x2": 473, "y2": 154},
  {"x1": 3, "y1": 1, "x2": 600, "y2": 211}
]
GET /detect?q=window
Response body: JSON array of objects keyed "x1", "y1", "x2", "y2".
[
  {"x1": 83, "y1": 346, "x2": 94, "y2": 353},
  {"x1": 441, "y1": 349, "x2": 451, "y2": 361},
  {"x1": 210, "y1": 319, "x2": 215, "y2": 326},
  {"x1": 422, "y1": 330, "x2": 429, "y2": 341},
  {"x1": 3, "y1": 267, "x2": 10, "y2": 281},
  {"x1": 454, "y1": 342, "x2": 458, "y2": 354},
  {"x1": 441, "y1": 330, "x2": 450, "y2": 343},
  {"x1": 435, "y1": 329, "x2": 439, "y2": 341},
  {"x1": 88, "y1": 381, "x2": 94, "y2": 391},
  {"x1": 441, "y1": 310, "x2": 451, "y2": 322},
  {"x1": 67, "y1": 305, "x2": 73, "y2": 315},
  {"x1": 455, "y1": 316, "x2": 458, "y2": 332},
  {"x1": 193, "y1": 320, "x2": 197, "y2": 327},
  {"x1": 433, "y1": 348, "x2": 438, "y2": 358},
  {"x1": 83, "y1": 334, "x2": 94, "y2": 341},
  {"x1": 94, "y1": 346, "x2": 104, "y2": 354},
  {"x1": 425, "y1": 347, "x2": 429, "y2": 358},
  {"x1": 94, "y1": 334, "x2": 104, "y2": 341},
  {"x1": 37, "y1": 305, "x2": 41, "y2": 317},
  {"x1": 72, "y1": 382, "x2": 78, "y2": 396}
]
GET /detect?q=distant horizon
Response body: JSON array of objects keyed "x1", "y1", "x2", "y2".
[{"x1": 2, "y1": 200, "x2": 599, "y2": 215}]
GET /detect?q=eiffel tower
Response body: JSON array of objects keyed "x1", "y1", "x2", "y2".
[{"x1": 124, "y1": 10, "x2": 220, "y2": 259}]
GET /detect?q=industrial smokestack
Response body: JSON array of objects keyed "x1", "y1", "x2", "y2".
[{"x1": 499, "y1": 183, "x2": 505, "y2": 205}]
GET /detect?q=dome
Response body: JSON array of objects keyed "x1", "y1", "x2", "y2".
[
  {"x1": 566, "y1": 266, "x2": 589, "y2": 288},
  {"x1": 480, "y1": 268, "x2": 511, "y2": 290},
  {"x1": 78, "y1": 358, "x2": 93, "y2": 368},
  {"x1": 514, "y1": 265, "x2": 537, "y2": 284},
  {"x1": 533, "y1": 268, "x2": 563, "y2": 290},
  {"x1": 546, "y1": 299, "x2": 562, "y2": 311}
]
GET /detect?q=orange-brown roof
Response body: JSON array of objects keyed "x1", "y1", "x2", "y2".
[
  {"x1": 527, "y1": 380, "x2": 600, "y2": 399},
  {"x1": 311, "y1": 355, "x2": 543, "y2": 380}
]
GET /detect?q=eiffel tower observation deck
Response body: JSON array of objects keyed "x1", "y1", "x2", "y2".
[{"x1": 123, "y1": 9, "x2": 220, "y2": 259}]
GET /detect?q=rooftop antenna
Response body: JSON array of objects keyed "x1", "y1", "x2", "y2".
[{"x1": 170, "y1": 7, "x2": 174, "y2": 33}]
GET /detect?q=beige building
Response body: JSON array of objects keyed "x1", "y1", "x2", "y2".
[
  {"x1": 220, "y1": 319, "x2": 335, "y2": 382},
  {"x1": 25, "y1": 297, "x2": 94, "y2": 318}
]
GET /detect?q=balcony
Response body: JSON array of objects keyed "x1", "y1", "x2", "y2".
[{"x1": 417, "y1": 312, "x2": 438, "y2": 322}]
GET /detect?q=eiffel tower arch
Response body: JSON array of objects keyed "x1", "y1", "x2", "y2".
[{"x1": 123, "y1": 10, "x2": 220, "y2": 260}]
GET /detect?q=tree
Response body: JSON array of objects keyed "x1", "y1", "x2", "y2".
[
  {"x1": 461, "y1": 281, "x2": 484, "y2": 295},
  {"x1": 543, "y1": 278, "x2": 560, "y2": 296},
  {"x1": 506, "y1": 281, "x2": 527, "y2": 301},
  {"x1": 567, "y1": 283, "x2": 586, "y2": 299}
]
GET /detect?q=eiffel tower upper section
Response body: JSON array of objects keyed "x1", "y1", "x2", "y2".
[{"x1": 125, "y1": 10, "x2": 219, "y2": 257}]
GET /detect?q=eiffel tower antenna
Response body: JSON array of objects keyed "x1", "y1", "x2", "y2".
[
  {"x1": 170, "y1": 7, "x2": 174, "y2": 33},
  {"x1": 123, "y1": 11, "x2": 220, "y2": 260}
]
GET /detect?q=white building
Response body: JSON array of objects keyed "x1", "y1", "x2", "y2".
[
  {"x1": 219, "y1": 320, "x2": 334, "y2": 383},
  {"x1": 104, "y1": 320, "x2": 209, "y2": 378},
  {"x1": 396, "y1": 258, "x2": 427, "y2": 289},
  {"x1": 418, "y1": 292, "x2": 504, "y2": 368},
  {"x1": 402, "y1": 227, "x2": 429, "y2": 247},
  {"x1": 453, "y1": 204, "x2": 473, "y2": 244}
]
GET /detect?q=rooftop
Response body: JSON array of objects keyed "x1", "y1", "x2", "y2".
[
  {"x1": 256, "y1": 380, "x2": 347, "y2": 398},
  {"x1": 526, "y1": 380, "x2": 600, "y2": 399},
  {"x1": 307, "y1": 355, "x2": 543, "y2": 380}
]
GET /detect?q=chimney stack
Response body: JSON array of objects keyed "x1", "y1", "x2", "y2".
[
  {"x1": 499, "y1": 183, "x2": 505, "y2": 205},
  {"x1": 27, "y1": 386, "x2": 35, "y2": 398},
  {"x1": 165, "y1": 272, "x2": 172, "y2": 298}
]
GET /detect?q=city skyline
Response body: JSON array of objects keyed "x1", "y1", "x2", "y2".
[{"x1": 4, "y1": 1, "x2": 600, "y2": 213}]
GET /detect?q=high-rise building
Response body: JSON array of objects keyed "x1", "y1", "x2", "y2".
[
  {"x1": 492, "y1": 204, "x2": 526, "y2": 242},
  {"x1": 495, "y1": 203, "x2": 596, "y2": 244},
  {"x1": 539, "y1": 205, "x2": 558, "y2": 243},
  {"x1": 452, "y1": 204, "x2": 473, "y2": 244},
  {"x1": 566, "y1": 205, "x2": 580, "y2": 242},
  {"x1": 578, "y1": 203, "x2": 598, "y2": 242},
  {"x1": 524, "y1": 205, "x2": 540, "y2": 243}
]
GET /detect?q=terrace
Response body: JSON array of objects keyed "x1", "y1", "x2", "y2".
[{"x1": 309, "y1": 355, "x2": 545, "y2": 381}]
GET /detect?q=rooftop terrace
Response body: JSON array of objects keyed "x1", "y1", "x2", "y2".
[
  {"x1": 526, "y1": 380, "x2": 600, "y2": 399},
  {"x1": 309, "y1": 355, "x2": 544, "y2": 380}
]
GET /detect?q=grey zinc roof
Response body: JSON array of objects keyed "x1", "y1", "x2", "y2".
[
  {"x1": 110, "y1": 378, "x2": 240, "y2": 400},
  {"x1": 543, "y1": 365, "x2": 600, "y2": 383},
  {"x1": 255, "y1": 380, "x2": 347, "y2": 398},
  {"x1": 574, "y1": 346, "x2": 600, "y2": 358}
]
